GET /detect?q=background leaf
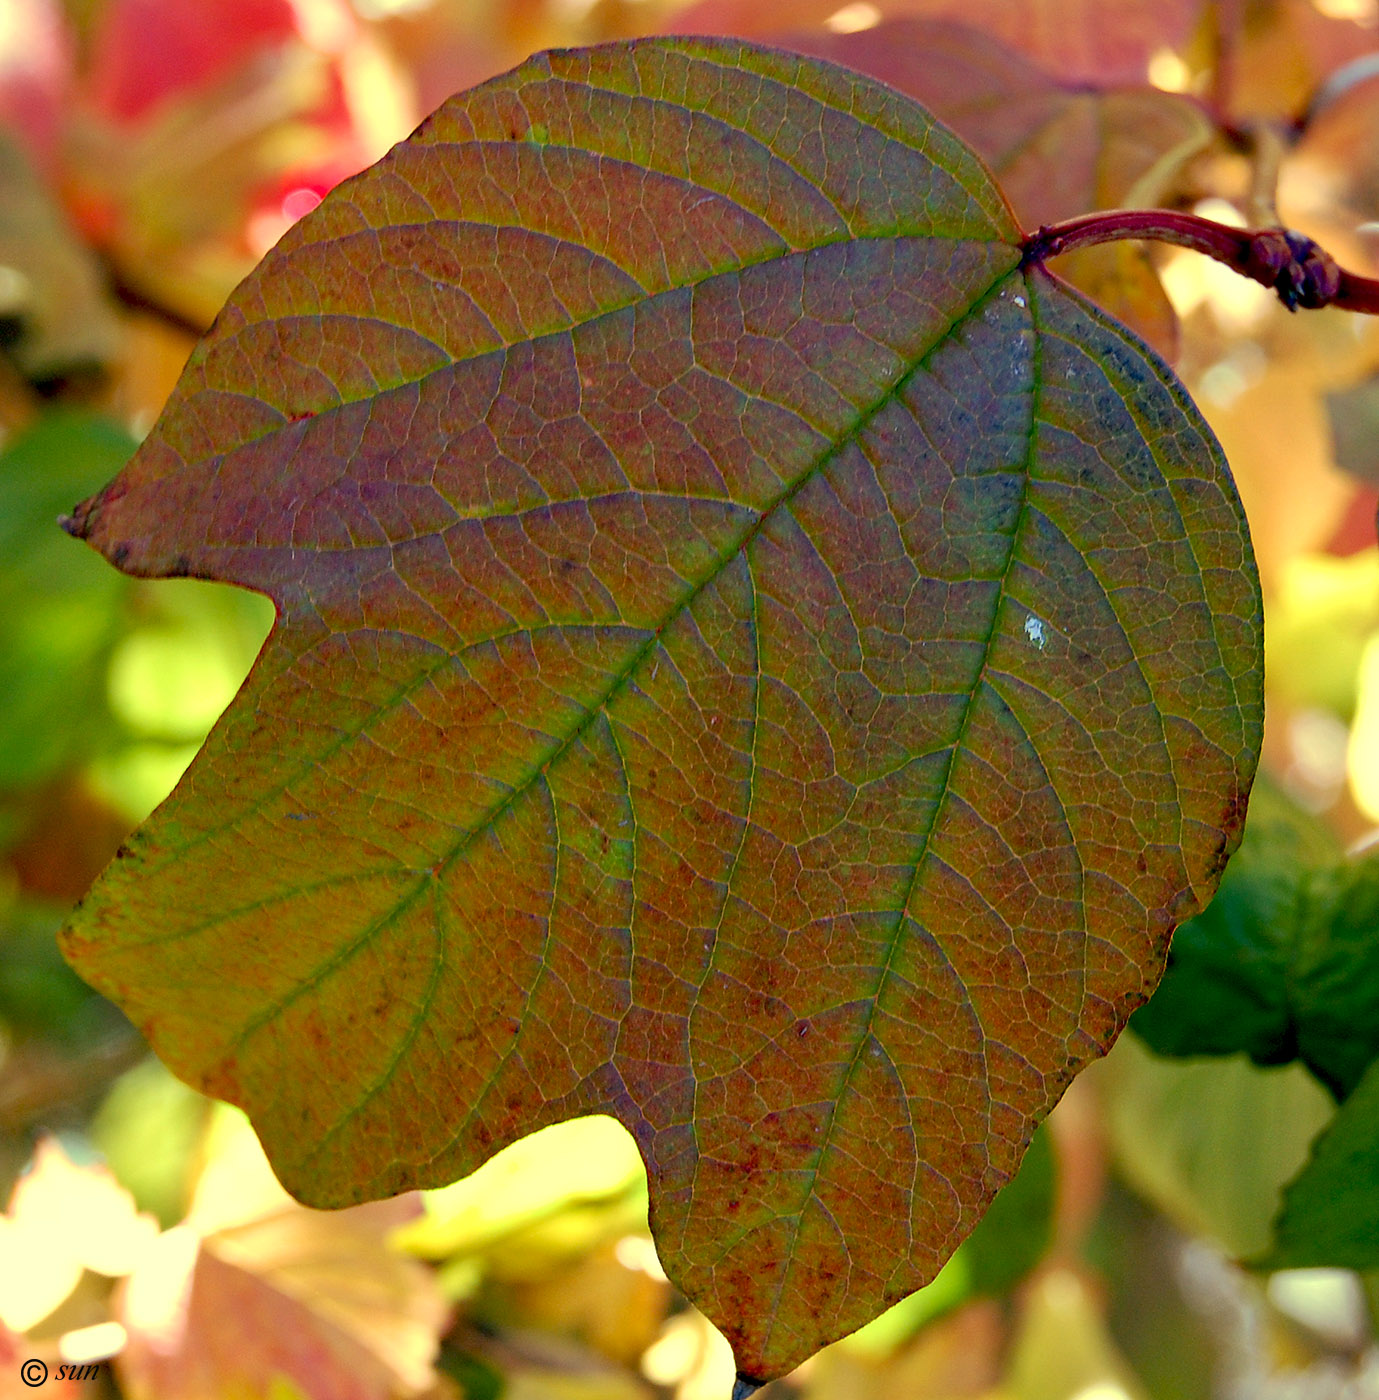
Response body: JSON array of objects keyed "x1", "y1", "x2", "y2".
[
  {"x1": 0, "y1": 1135, "x2": 159, "y2": 1334},
  {"x1": 1227, "y1": 0, "x2": 1379, "y2": 122},
  {"x1": 59, "y1": 37, "x2": 1262, "y2": 1381},
  {"x1": 115, "y1": 1107, "x2": 449, "y2": 1400},
  {"x1": 667, "y1": 0, "x2": 1202, "y2": 86},
  {"x1": 0, "y1": 135, "x2": 122, "y2": 379},
  {"x1": 1264, "y1": 1056, "x2": 1379, "y2": 1270},
  {"x1": 1131, "y1": 782, "x2": 1379, "y2": 1099},
  {"x1": 0, "y1": 412, "x2": 136, "y2": 792},
  {"x1": 1091, "y1": 1035, "x2": 1335, "y2": 1260},
  {"x1": 1327, "y1": 376, "x2": 1379, "y2": 487}
]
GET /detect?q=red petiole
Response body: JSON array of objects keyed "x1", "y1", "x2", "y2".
[{"x1": 1021, "y1": 209, "x2": 1379, "y2": 316}]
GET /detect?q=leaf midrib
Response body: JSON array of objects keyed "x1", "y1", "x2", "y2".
[{"x1": 748, "y1": 271, "x2": 1043, "y2": 1359}]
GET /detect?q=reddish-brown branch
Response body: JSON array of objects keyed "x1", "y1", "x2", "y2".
[{"x1": 1021, "y1": 209, "x2": 1379, "y2": 316}]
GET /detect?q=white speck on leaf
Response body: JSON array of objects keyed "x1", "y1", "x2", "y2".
[
  {"x1": 1024, "y1": 614, "x2": 1047, "y2": 649},
  {"x1": 1014, "y1": 294, "x2": 1027, "y2": 308}
]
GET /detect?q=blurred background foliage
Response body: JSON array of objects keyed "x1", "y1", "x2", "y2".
[{"x1": 3, "y1": 1, "x2": 1379, "y2": 1397}]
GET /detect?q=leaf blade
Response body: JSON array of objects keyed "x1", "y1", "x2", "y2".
[{"x1": 61, "y1": 37, "x2": 1262, "y2": 1380}]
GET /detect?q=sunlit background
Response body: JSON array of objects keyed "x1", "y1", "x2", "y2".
[{"x1": 3, "y1": 1, "x2": 1379, "y2": 1397}]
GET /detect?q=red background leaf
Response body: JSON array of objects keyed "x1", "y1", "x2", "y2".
[{"x1": 668, "y1": 0, "x2": 1202, "y2": 86}]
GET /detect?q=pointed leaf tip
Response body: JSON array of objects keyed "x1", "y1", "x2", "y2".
[
  {"x1": 732, "y1": 1376, "x2": 765, "y2": 1400},
  {"x1": 58, "y1": 489, "x2": 101, "y2": 542}
]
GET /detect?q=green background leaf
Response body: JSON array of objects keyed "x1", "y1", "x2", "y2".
[
  {"x1": 0, "y1": 411, "x2": 137, "y2": 793},
  {"x1": 59, "y1": 38, "x2": 1262, "y2": 1380},
  {"x1": 1132, "y1": 781, "x2": 1379, "y2": 1099},
  {"x1": 1094, "y1": 1033, "x2": 1334, "y2": 1260},
  {"x1": 1265, "y1": 1056, "x2": 1379, "y2": 1269}
]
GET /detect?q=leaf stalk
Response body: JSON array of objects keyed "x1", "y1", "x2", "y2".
[{"x1": 1021, "y1": 210, "x2": 1379, "y2": 315}]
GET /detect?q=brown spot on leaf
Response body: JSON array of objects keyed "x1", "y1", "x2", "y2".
[{"x1": 1220, "y1": 783, "x2": 1251, "y2": 846}]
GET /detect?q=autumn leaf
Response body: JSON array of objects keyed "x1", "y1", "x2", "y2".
[
  {"x1": 0, "y1": 135, "x2": 122, "y2": 378},
  {"x1": 60, "y1": 38, "x2": 1262, "y2": 1382},
  {"x1": 0, "y1": 1136, "x2": 159, "y2": 1334},
  {"x1": 116, "y1": 1109, "x2": 448, "y2": 1400}
]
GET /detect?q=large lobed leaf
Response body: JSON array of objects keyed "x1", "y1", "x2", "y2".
[{"x1": 60, "y1": 38, "x2": 1262, "y2": 1382}]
